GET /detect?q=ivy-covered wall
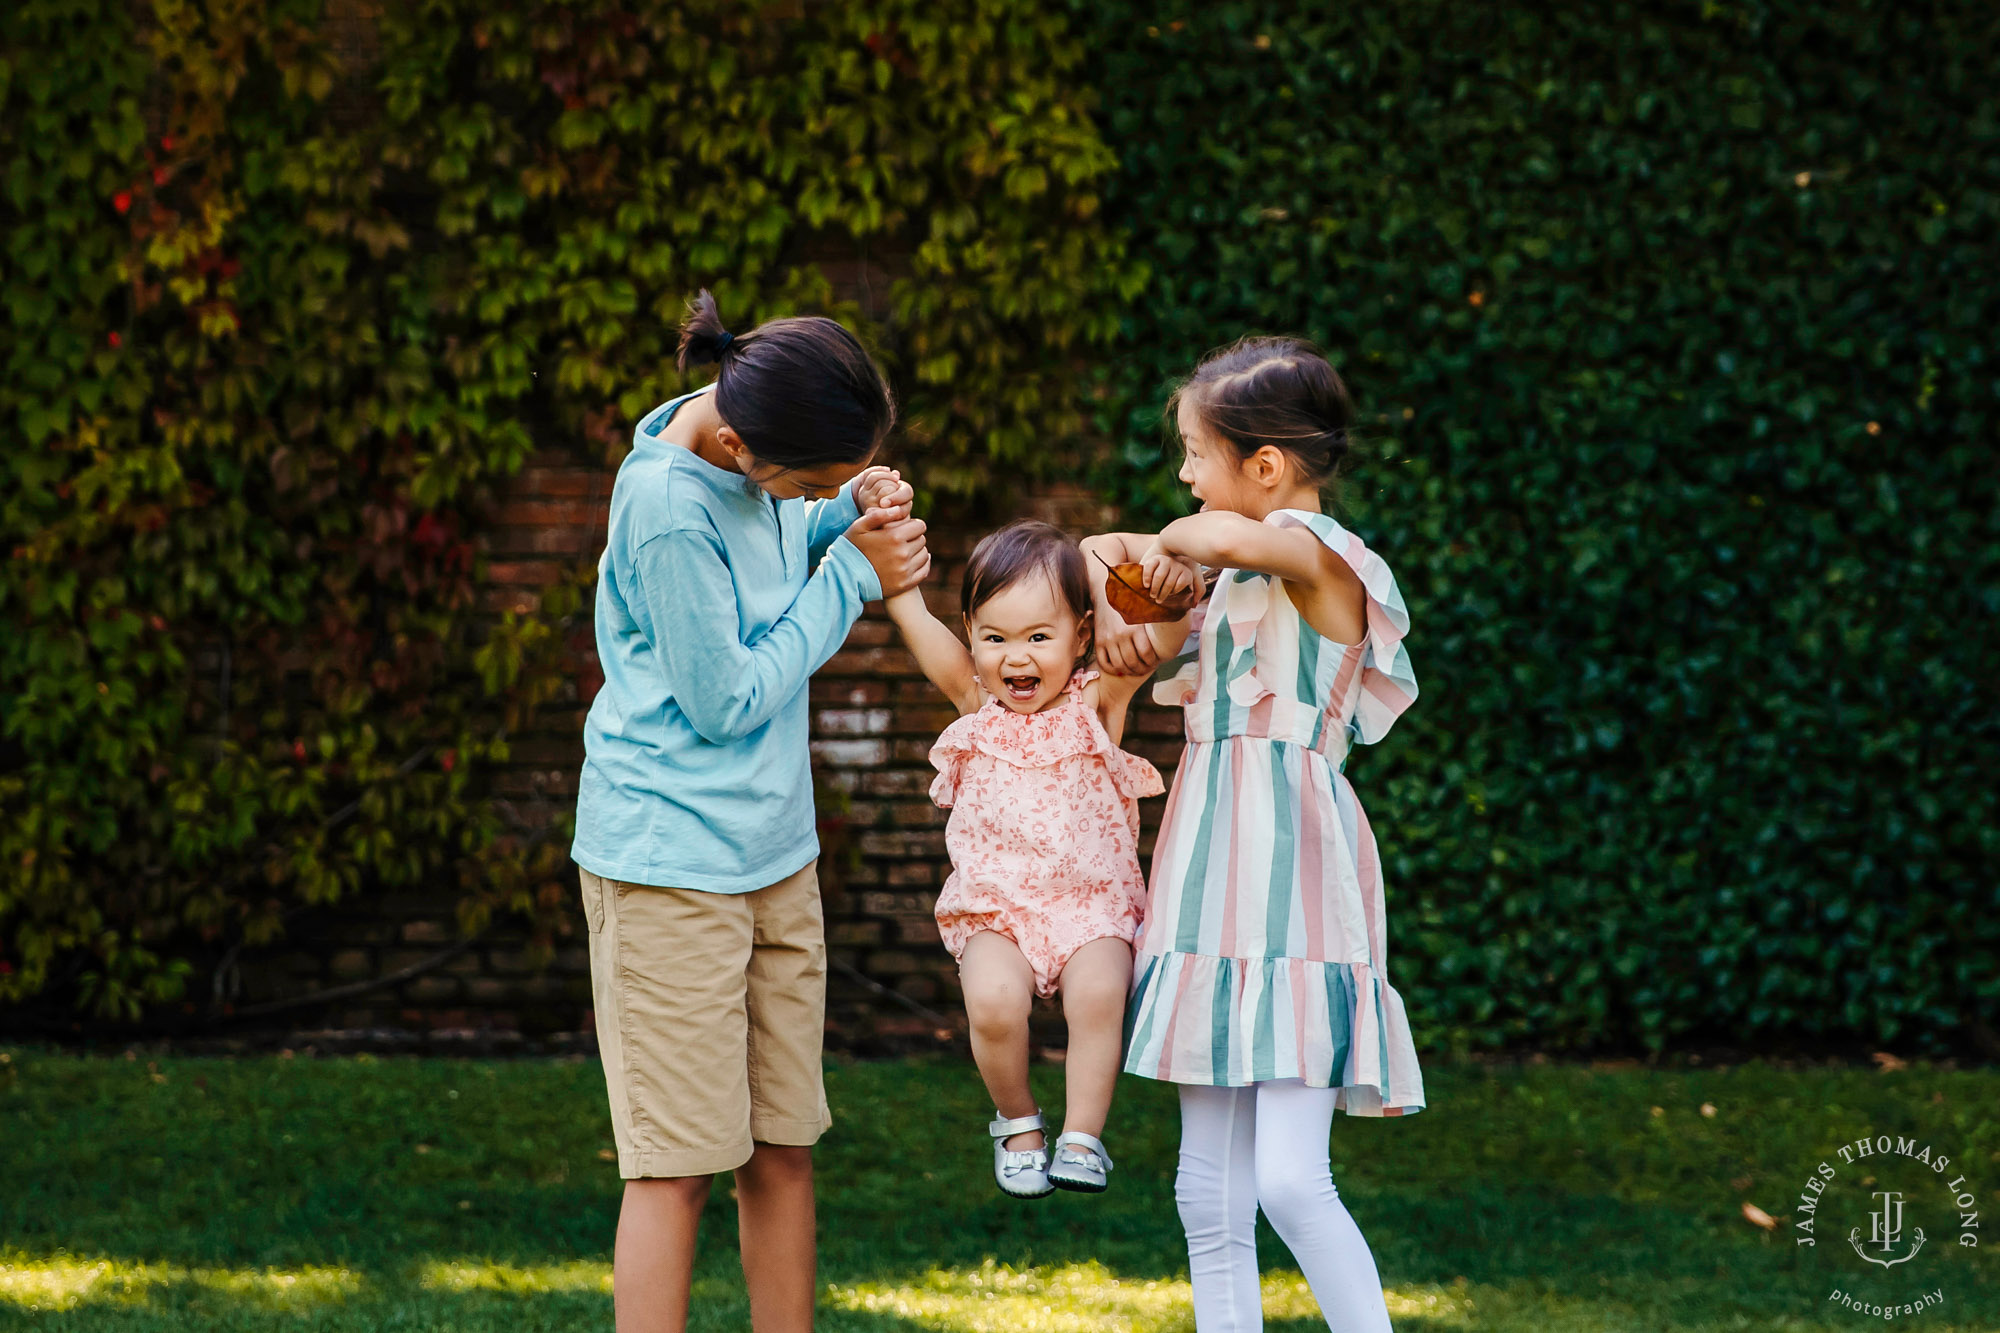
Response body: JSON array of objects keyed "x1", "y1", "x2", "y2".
[
  {"x1": 1071, "y1": 0, "x2": 2000, "y2": 1054},
  {"x1": 1, "y1": 0, "x2": 1135, "y2": 1020},
  {"x1": 5, "y1": 0, "x2": 1994, "y2": 1057}
]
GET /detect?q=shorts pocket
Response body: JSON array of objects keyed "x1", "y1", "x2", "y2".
[{"x1": 580, "y1": 869, "x2": 609, "y2": 934}]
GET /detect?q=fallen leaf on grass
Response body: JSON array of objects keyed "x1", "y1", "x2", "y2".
[
  {"x1": 598, "y1": 1149, "x2": 616, "y2": 1161},
  {"x1": 1731, "y1": 1175, "x2": 1754, "y2": 1192},
  {"x1": 1872, "y1": 1051, "x2": 1908, "y2": 1072},
  {"x1": 1742, "y1": 1202, "x2": 1779, "y2": 1231},
  {"x1": 1700, "y1": 1102, "x2": 1716, "y2": 1117}
]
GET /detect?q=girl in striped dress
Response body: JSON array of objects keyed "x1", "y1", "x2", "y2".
[{"x1": 1083, "y1": 337, "x2": 1421, "y2": 1332}]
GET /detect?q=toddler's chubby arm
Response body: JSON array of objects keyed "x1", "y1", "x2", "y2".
[
  {"x1": 1146, "y1": 512, "x2": 1366, "y2": 646},
  {"x1": 1079, "y1": 533, "x2": 1198, "y2": 679},
  {"x1": 884, "y1": 588, "x2": 984, "y2": 717},
  {"x1": 856, "y1": 468, "x2": 982, "y2": 714}
]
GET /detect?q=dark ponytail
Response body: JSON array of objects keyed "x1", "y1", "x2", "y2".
[
  {"x1": 676, "y1": 289, "x2": 895, "y2": 470},
  {"x1": 1169, "y1": 336, "x2": 1354, "y2": 488}
]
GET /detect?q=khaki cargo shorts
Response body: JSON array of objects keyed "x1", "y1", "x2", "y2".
[{"x1": 579, "y1": 861, "x2": 832, "y2": 1178}]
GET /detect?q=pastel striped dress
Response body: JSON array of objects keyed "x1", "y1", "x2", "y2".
[{"x1": 1123, "y1": 509, "x2": 1426, "y2": 1117}]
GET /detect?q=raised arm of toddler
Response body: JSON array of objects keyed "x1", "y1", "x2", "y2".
[{"x1": 884, "y1": 581, "x2": 983, "y2": 717}]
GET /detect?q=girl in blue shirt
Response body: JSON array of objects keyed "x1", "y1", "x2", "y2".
[{"x1": 573, "y1": 291, "x2": 926, "y2": 1333}]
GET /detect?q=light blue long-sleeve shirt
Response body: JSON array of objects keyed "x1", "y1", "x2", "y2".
[{"x1": 571, "y1": 389, "x2": 881, "y2": 892}]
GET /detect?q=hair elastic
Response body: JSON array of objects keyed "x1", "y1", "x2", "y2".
[{"x1": 714, "y1": 330, "x2": 734, "y2": 353}]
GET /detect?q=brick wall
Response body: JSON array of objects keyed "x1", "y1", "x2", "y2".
[{"x1": 230, "y1": 454, "x2": 1183, "y2": 1049}]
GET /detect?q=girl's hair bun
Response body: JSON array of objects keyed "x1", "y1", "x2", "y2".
[
  {"x1": 669, "y1": 288, "x2": 896, "y2": 470},
  {"x1": 677, "y1": 289, "x2": 735, "y2": 371}
]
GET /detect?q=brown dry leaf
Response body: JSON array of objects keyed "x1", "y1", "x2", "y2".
[
  {"x1": 598, "y1": 1148, "x2": 616, "y2": 1161},
  {"x1": 1742, "y1": 1201, "x2": 1779, "y2": 1231},
  {"x1": 1700, "y1": 1102, "x2": 1717, "y2": 1118},
  {"x1": 1098, "y1": 558, "x2": 1194, "y2": 624},
  {"x1": 1871, "y1": 1051, "x2": 1909, "y2": 1072}
]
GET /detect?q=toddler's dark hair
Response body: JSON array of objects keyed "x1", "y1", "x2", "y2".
[
  {"x1": 1169, "y1": 335, "x2": 1354, "y2": 488},
  {"x1": 962, "y1": 520, "x2": 1092, "y2": 638},
  {"x1": 678, "y1": 289, "x2": 895, "y2": 470}
]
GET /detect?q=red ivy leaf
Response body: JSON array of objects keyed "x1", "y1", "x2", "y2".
[{"x1": 411, "y1": 512, "x2": 449, "y2": 551}]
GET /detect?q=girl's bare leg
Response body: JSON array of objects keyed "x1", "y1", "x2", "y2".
[
  {"x1": 1055, "y1": 937, "x2": 1133, "y2": 1139},
  {"x1": 959, "y1": 930, "x2": 1043, "y2": 1149},
  {"x1": 614, "y1": 1176, "x2": 710, "y2": 1333}
]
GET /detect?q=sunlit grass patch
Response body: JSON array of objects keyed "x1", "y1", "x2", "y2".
[
  {"x1": 1381, "y1": 1280, "x2": 1479, "y2": 1324},
  {"x1": 826, "y1": 1260, "x2": 1189, "y2": 1332},
  {"x1": 418, "y1": 1258, "x2": 612, "y2": 1295},
  {"x1": 0, "y1": 1251, "x2": 363, "y2": 1313},
  {"x1": 190, "y1": 1265, "x2": 365, "y2": 1310},
  {"x1": 823, "y1": 1259, "x2": 1476, "y2": 1331}
]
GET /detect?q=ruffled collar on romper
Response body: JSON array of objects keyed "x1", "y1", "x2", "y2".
[{"x1": 929, "y1": 670, "x2": 1164, "y2": 807}]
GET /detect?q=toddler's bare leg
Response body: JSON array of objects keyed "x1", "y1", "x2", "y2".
[
  {"x1": 959, "y1": 930, "x2": 1042, "y2": 1149},
  {"x1": 1055, "y1": 937, "x2": 1133, "y2": 1139}
]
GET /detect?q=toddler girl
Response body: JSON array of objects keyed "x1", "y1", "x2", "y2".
[
  {"x1": 885, "y1": 520, "x2": 1191, "y2": 1198},
  {"x1": 1085, "y1": 337, "x2": 1423, "y2": 1331}
]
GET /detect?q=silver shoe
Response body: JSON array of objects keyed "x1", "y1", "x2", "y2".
[
  {"x1": 1047, "y1": 1130, "x2": 1113, "y2": 1193},
  {"x1": 989, "y1": 1111, "x2": 1053, "y2": 1199}
]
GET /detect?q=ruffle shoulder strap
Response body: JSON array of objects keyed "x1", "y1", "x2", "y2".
[{"x1": 1268, "y1": 509, "x2": 1418, "y2": 744}]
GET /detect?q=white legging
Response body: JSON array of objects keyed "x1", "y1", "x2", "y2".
[{"x1": 1175, "y1": 1081, "x2": 1393, "y2": 1332}]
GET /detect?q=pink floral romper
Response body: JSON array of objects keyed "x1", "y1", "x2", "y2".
[{"x1": 928, "y1": 670, "x2": 1165, "y2": 998}]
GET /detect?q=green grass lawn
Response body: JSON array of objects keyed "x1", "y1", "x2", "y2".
[{"x1": 1, "y1": 1049, "x2": 1995, "y2": 1330}]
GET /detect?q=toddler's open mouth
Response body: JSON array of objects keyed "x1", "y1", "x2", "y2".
[{"x1": 1003, "y1": 675, "x2": 1041, "y2": 702}]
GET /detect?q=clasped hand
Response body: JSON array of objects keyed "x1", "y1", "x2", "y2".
[{"x1": 846, "y1": 466, "x2": 930, "y2": 596}]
